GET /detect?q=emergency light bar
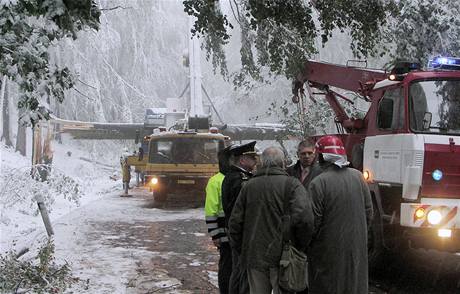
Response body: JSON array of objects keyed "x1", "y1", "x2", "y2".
[{"x1": 428, "y1": 56, "x2": 460, "y2": 70}]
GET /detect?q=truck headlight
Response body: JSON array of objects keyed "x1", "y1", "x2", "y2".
[
  {"x1": 151, "y1": 177, "x2": 159, "y2": 185},
  {"x1": 363, "y1": 170, "x2": 370, "y2": 181},
  {"x1": 427, "y1": 210, "x2": 442, "y2": 225},
  {"x1": 438, "y1": 229, "x2": 452, "y2": 238}
]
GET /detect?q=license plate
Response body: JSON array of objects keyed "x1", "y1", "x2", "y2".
[{"x1": 177, "y1": 179, "x2": 195, "y2": 184}]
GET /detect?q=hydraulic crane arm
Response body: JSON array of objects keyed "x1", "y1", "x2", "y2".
[
  {"x1": 295, "y1": 60, "x2": 387, "y2": 95},
  {"x1": 293, "y1": 60, "x2": 388, "y2": 132}
]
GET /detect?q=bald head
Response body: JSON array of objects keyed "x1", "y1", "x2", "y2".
[{"x1": 261, "y1": 147, "x2": 285, "y2": 168}]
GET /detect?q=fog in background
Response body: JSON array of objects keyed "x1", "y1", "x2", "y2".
[
  {"x1": 56, "y1": 0, "x2": 371, "y2": 125},
  {"x1": 2, "y1": 0, "x2": 385, "y2": 161}
]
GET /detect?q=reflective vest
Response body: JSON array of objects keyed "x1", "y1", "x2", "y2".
[{"x1": 204, "y1": 172, "x2": 228, "y2": 242}]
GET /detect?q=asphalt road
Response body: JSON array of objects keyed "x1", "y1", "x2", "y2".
[
  {"x1": 369, "y1": 248, "x2": 460, "y2": 293},
  {"x1": 76, "y1": 187, "x2": 460, "y2": 293}
]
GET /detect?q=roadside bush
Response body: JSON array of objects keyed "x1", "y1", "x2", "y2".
[
  {"x1": 0, "y1": 165, "x2": 83, "y2": 216},
  {"x1": 0, "y1": 239, "x2": 77, "y2": 293}
]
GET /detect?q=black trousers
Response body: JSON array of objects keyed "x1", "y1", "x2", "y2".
[
  {"x1": 229, "y1": 248, "x2": 249, "y2": 294},
  {"x1": 219, "y1": 242, "x2": 233, "y2": 294}
]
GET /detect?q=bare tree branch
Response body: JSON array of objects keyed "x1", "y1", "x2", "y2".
[
  {"x1": 72, "y1": 88, "x2": 95, "y2": 101},
  {"x1": 100, "y1": 6, "x2": 133, "y2": 12},
  {"x1": 77, "y1": 79, "x2": 97, "y2": 90}
]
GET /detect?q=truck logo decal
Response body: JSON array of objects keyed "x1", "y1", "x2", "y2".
[{"x1": 374, "y1": 150, "x2": 379, "y2": 159}]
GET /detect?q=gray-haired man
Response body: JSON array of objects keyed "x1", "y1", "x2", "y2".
[{"x1": 228, "y1": 147, "x2": 314, "y2": 294}]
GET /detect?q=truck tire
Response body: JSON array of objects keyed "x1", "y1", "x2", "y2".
[{"x1": 368, "y1": 198, "x2": 385, "y2": 271}]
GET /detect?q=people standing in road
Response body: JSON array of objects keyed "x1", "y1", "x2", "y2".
[
  {"x1": 222, "y1": 141, "x2": 258, "y2": 294},
  {"x1": 307, "y1": 135, "x2": 373, "y2": 294},
  {"x1": 205, "y1": 145, "x2": 233, "y2": 294},
  {"x1": 286, "y1": 139, "x2": 322, "y2": 189},
  {"x1": 228, "y1": 146, "x2": 314, "y2": 294}
]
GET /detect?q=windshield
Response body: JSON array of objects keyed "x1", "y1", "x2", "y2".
[
  {"x1": 409, "y1": 79, "x2": 460, "y2": 135},
  {"x1": 149, "y1": 137, "x2": 224, "y2": 164}
]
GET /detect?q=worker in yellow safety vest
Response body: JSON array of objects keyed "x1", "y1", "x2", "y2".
[{"x1": 205, "y1": 145, "x2": 232, "y2": 294}]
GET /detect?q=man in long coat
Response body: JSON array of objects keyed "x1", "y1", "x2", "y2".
[
  {"x1": 228, "y1": 147, "x2": 314, "y2": 293},
  {"x1": 307, "y1": 135, "x2": 373, "y2": 294}
]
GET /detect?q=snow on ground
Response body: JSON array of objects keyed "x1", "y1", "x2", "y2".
[
  {"x1": 1, "y1": 142, "x2": 214, "y2": 293},
  {"x1": 0, "y1": 142, "x2": 118, "y2": 252}
]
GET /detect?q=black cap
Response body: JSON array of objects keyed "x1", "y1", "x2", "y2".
[{"x1": 228, "y1": 141, "x2": 257, "y2": 156}]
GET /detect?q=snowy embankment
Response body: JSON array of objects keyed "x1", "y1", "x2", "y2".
[
  {"x1": 0, "y1": 142, "x2": 119, "y2": 253},
  {"x1": 1, "y1": 142, "x2": 212, "y2": 293}
]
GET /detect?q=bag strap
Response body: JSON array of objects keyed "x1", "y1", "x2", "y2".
[{"x1": 281, "y1": 177, "x2": 292, "y2": 245}]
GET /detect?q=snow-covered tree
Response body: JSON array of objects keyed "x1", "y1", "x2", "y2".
[
  {"x1": 185, "y1": 0, "x2": 460, "y2": 137},
  {"x1": 184, "y1": 0, "x2": 396, "y2": 85},
  {"x1": 388, "y1": 0, "x2": 460, "y2": 65},
  {"x1": 0, "y1": 0, "x2": 100, "y2": 125}
]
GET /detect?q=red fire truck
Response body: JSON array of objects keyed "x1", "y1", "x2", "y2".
[{"x1": 293, "y1": 57, "x2": 460, "y2": 264}]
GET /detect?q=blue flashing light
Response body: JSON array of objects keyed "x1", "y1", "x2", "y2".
[
  {"x1": 432, "y1": 169, "x2": 443, "y2": 181},
  {"x1": 429, "y1": 56, "x2": 460, "y2": 69}
]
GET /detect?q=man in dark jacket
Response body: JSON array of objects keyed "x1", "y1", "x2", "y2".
[
  {"x1": 286, "y1": 139, "x2": 322, "y2": 188},
  {"x1": 222, "y1": 141, "x2": 258, "y2": 294},
  {"x1": 307, "y1": 136, "x2": 373, "y2": 294},
  {"x1": 205, "y1": 145, "x2": 233, "y2": 294},
  {"x1": 228, "y1": 146, "x2": 315, "y2": 294}
]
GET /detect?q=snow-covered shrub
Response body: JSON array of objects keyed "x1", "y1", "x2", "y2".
[
  {"x1": 0, "y1": 238, "x2": 77, "y2": 293},
  {"x1": 0, "y1": 164, "x2": 83, "y2": 216}
]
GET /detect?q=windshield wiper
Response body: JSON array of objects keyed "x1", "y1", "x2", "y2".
[
  {"x1": 428, "y1": 126, "x2": 449, "y2": 132},
  {"x1": 156, "y1": 152, "x2": 177, "y2": 164}
]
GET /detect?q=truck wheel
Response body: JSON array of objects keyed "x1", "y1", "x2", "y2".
[
  {"x1": 152, "y1": 190, "x2": 166, "y2": 208},
  {"x1": 368, "y1": 200, "x2": 385, "y2": 271}
]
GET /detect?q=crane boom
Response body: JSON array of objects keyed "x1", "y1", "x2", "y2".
[
  {"x1": 293, "y1": 60, "x2": 389, "y2": 132},
  {"x1": 296, "y1": 60, "x2": 387, "y2": 95}
]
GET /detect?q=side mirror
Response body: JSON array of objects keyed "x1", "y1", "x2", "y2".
[{"x1": 422, "y1": 112, "x2": 432, "y2": 130}]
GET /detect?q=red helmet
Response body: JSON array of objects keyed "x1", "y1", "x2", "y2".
[{"x1": 315, "y1": 136, "x2": 346, "y2": 155}]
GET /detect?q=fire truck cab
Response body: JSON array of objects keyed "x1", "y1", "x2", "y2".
[{"x1": 293, "y1": 57, "x2": 460, "y2": 259}]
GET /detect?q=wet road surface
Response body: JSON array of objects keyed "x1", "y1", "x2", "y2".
[
  {"x1": 87, "y1": 218, "x2": 219, "y2": 293},
  {"x1": 81, "y1": 188, "x2": 460, "y2": 293},
  {"x1": 369, "y1": 249, "x2": 460, "y2": 293}
]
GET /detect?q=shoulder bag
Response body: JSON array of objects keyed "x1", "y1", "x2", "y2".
[{"x1": 278, "y1": 178, "x2": 309, "y2": 292}]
